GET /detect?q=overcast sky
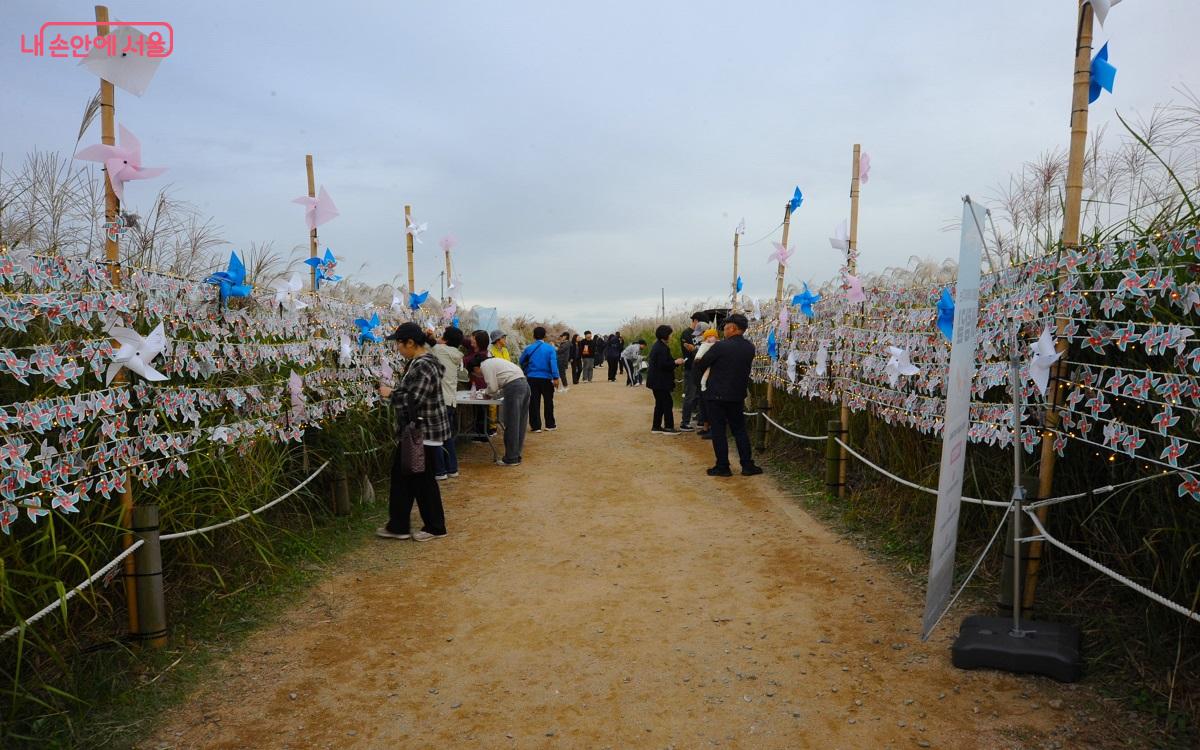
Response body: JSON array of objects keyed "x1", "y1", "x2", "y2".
[{"x1": 4, "y1": 1, "x2": 1198, "y2": 331}]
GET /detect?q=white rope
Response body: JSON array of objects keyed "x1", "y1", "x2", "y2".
[
  {"x1": 925, "y1": 498, "x2": 1017, "y2": 637},
  {"x1": 343, "y1": 445, "x2": 386, "y2": 456},
  {"x1": 834, "y1": 438, "x2": 1010, "y2": 508},
  {"x1": 759, "y1": 412, "x2": 826, "y2": 441},
  {"x1": 0, "y1": 539, "x2": 144, "y2": 645},
  {"x1": 160, "y1": 461, "x2": 330, "y2": 541},
  {"x1": 1024, "y1": 510, "x2": 1200, "y2": 625}
]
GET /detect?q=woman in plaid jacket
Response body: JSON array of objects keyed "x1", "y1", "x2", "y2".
[{"x1": 376, "y1": 322, "x2": 450, "y2": 541}]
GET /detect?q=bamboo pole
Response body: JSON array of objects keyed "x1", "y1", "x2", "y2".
[
  {"x1": 765, "y1": 203, "x2": 792, "y2": 431},
  {"x1": 731, "y1": 228, "x2": 740, "y2": 311},
  {"x1": 1023, "y1": 0, "x2": 1094, "y2": 611},
  {"x1": 838, "y1": 145, "x2": 862, "y2": 498},
  {"x1": 405, "y1": 204, "x2": 416, "y2": 299},
  {"x1": 305, "y1": 155, "x2": 318, "y2": 290},
  {"x1": 95, "y1": 4, "x2": 140, "y2": 640}
]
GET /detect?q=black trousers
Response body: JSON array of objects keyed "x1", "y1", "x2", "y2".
[
  {"x1": 388, "y1": 444, "x2": 446, "y2": 535},
  {"x1": 528, "y1": 377, "x2": 556, "y2": 430},
  {"x1": 651, "y1": 387, "x2": 675, "y2": 430},
  {"x1": 571, "y1": 359, "x2": 582, "y2": 384},
  {"x1": 681, "y1": 369, "x2": 700, "y2": 426},
  {"x1": 707, "y1": 398, "x2": 754, "y2": 470},
  {"x1": 606, "y1": 356, "x2": 620, "y2": 380}
]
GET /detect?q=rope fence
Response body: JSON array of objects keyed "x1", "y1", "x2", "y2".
[
  {"x1": 161, "y1": 461, "x2": 329, "y2": 541},
  {"x1": 0, "y1": 539, "x2": 145, "y2": 646},
  {"x1": 1024, "y1": 510, "x2": 1200, "y2": 625}
]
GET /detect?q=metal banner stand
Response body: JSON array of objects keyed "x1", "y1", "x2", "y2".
[{"x1": 951, "y1": 324, "x2": 1083, "y2": 682}]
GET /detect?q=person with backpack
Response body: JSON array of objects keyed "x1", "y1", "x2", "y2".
[{"x1": 519, "y1": 326, "x2": 561, "y2": 432}]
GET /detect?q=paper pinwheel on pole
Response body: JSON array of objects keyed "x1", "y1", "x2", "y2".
[
  {"x1": 736, "y1": 276, "x2": 743, "y2": 293},
  {"x1": 355, "y1": 313, "x2": 382, "y2": 345},
  {"x1": 767, "y1": 328, "x2": 778, "y2": 361},
  {"x1": 409, "y1": 290, "x2": 430, "y2": 311},
  {"x1": 936, "y1": 287, "x2": 956, "y2": 341},
  {"x1": 787, "y1": 187, "x2": 804, "y2": 215},
  {"x1": 768, "y1": 242, "x2": 795, "y2": 268},
  {"x1": 272, "y1": 272, "x2": 307, "y2": 312},
  {"x1": 858, "y1": 152, "x2": 871, "y2": 185},
  {"x1": 293, "y1": 186, "x2": 339, "y2": 231},
  {"x1": 406, "y1": 216, "x2": 428, "y2": 245},
  {"x1": 447, "y1": 277, "x2": 464, "y2": 302},
  {"x1": 1087, "y1": 0, "x2": 1123, "y2": 27},
  {"x1": 792, "y1": 283, "x2": 821, "y2": 319},
  {"x1": 1027, "y1": 326, "x2": 1062, "y2": 397},
  {"x1": 288, "y1": 370, "x2": 306, "y2": 423},
  {"x1": 79, "y1": 25, "x2": 163, "y2": 96},
  {"x1": 1089, "y1": 43, "x2": 1117, "y2": 104},
  {"x1": 884, "y1": 346, "x2": 919, "y2": 388},
  {"x1": 106, "y1": 322, "x2": 169, "y2": 385},
  {"x1": 75, "y1": 125, "x2": 166, "y2": 202},
  {"x1": 304, "y1": 248, "x2": 342, "y2": 289},
  {"x1": 205, "y1": 251, "x2": 253, "y2": 305}
]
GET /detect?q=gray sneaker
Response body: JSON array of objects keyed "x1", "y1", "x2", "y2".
[
  {"x1": 412, "y1": 530, "x2": 445, "y2": 542},
  {"x1": 375, "y1": 527, "x2": 411, "y2": 540}
]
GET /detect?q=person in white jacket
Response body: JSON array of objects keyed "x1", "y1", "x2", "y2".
[
  {"x1": 430, "y1": 327, "x2": 466, "y2": 480},
  {"x1": 621, "y1": 340, "x2": 645, "y2": 386}
]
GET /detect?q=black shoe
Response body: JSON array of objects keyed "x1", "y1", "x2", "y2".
[
  {"x1": 706, "y1": 466, "x2": 733, "y2": 477},
  {"x1": 678, "y1": 424, "x2": 694, "y2": 431},
  {"x1": 699, "y1": 431, "x2": 712, "y2": 440},
  {"x1": 742, "y1": 465, "x2": 764, "y2": 476}
]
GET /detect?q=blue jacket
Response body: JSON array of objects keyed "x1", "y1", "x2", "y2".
[{"x1": 519, "y1": 340, "x2": 560, "y2": 380}]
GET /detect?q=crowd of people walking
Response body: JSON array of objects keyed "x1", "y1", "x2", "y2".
[{"x1": 374, "y1": 315, "x2": 758, "y2": 543}]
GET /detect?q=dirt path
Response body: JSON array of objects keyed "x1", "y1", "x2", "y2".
[{"x1": 141, "y1": 379, "x2": 1092, "y2": 749}]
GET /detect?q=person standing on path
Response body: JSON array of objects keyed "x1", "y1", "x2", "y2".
[
  {"x1": 622, "y1": 339, "x2": 645, "y2": 386},
  {"x1": 693, "y1": 313, "x2": 763, "y2": 477},
  {"x1": 519, "y1": 326, "x2": 561, "y2": 433},
  {"x1": 430, "y1": 326, "x2": 465, "y2": 480},
  {"x1": 605, "y1": 332, "x2": 624, "y2": 381},
  {"x1": 376, "y1": 322, "x2": 449, "y2": 541},
  {"x1": 679, "y1": 314, "x2": 705, "y2": 430},
  {"x1": 592, "y1": 332, "x2": 605, "y2": 372},
  {"x1": 469, "y1": 353, "x2": 530, "y2": 466},
  {"x1": 579, "y1": 331, "x2": 596, "y2": 382},
  {"x1": 569, "y1": 333, "x2": 583, "y2": 385},
  {"x1": 646, "y1": 324, "x2": 685, "y2": 434},
  {"x1": 555, "y1": 332, "x2": 573, "y2": 392}
]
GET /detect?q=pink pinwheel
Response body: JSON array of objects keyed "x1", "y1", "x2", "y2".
[
  {"x1": 74, "y1": 125, "x2": 166, "y2": 202},
  {"x1": 292, "y1": 186, "x2": 340, "y2": 231},
  {"x1": 439, "y1": 234, "x2": 457, "y2": 252},
  {"x1": 859, "y1": 152, "x2": 871, "y2": 184},
  {"x1": 768, "y1": 242, "x2": 795, "y2": 267},
  {"x1": 845, "y1": 274, "x2": 866, "y2": 304}
]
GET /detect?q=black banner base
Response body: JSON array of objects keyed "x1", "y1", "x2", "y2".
[{"x1": 951, "y1": 614, "x2": 1082, "y2": 683}]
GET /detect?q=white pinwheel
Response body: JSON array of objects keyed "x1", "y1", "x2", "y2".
[
  {"x1": 106, "y1": 322, "x2": 169, "y2": 385},
  {"x1": 884, "y1": 346, "x2": 919, "y2": 388},
  {"x1": 272, "y1": 272, "x2": 307, "y2": 311},
  {"x1": 1027, "y1": 326, "x2": 1062, "y2": 397},
  {"x1": 829, "y1": 219, "x2": 849, "y2": 251},
  {"x1": 406, "y1": 217, "x2": 428, "y2": 244}
]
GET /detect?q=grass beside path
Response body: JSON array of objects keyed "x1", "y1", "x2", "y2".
[{"x1": 30, "y1": 498, "x2": 385, "y2": 750}]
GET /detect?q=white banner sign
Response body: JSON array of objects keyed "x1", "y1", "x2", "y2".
[{"x1": 922, "y1": 197, "x2": 987, "y2": 640}]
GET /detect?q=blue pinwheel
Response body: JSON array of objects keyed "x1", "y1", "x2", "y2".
[
  {"x1": 787, "y1": 186, "x2": 804, "y2": 215},
  {"x1": 205, "y1": 251, "x2": 253, "y2": 305},
  {"x1": 451, "y1": 316, "x2": 460, "y2": 328},
  {"x1": 736, "y1": 276, "x2": 743, "y2": 293},
  {"x1": 304, "y1": 248, "x2": 343, "y2": 289},
  {"x1": 408, "y1": 290, "x2": 430, "y2": 311},
  {"x1": 767, "y1": 328, "x2": 778, "y2": 361},
  {"x1": 791, "y1": 283, "x2": 821, "y2": 319},
  {"x1": 354, "y1": 312, "x2": 382, "y2": 345},
  {"x1": 936, "y1": 287, "x2": 955, "y2": 341},
  {"x1": 1089, "y1": 43, "x2": 1116, "y2": 104}
]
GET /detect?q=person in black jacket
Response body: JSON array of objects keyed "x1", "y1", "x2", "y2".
[
  {"x1": 693, "y1": 313, "x2": 763, "y2": 476},
  {"x1": 605, "y1": 333, "x2": 624, "y2": 381},
  {"x1": 646, "y1": 325, "x2": 684, "y2": 434}
]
